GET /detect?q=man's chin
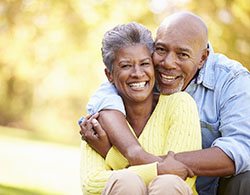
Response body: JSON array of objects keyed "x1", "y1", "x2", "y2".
[
  {"x1": 160, "y1": 88, "x2": 181, "y2": 95},
  {"x1": 158, "y1": 83, "x2": 183, "y2": 95},
  {"x1": 156, "y1": 78, "x2": 184, "y2": 95}
]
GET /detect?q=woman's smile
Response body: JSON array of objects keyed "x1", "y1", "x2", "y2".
[{"x1": 107, "y1": 44, "x2": 155, "y2": 103}]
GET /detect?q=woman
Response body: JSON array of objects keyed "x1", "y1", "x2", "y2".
[{"x1": 80, "y1": 22, "x2": 201, "y2": 195}]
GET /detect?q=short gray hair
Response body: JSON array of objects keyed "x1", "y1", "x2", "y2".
[{"x1": 101, "y1": 22, "x2": 154, "y2": 71}]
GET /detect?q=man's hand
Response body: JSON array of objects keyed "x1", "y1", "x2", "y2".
[
  {"x1": 79, "y1": 113, "x2": 112, "y2": 158},
  {"x1": 157, "y1": 151, "x2": 194, "y2": 180}
]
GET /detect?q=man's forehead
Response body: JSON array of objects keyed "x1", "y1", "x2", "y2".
[
  {"x1": 156, "y1": 39, "x2": 192, "y2": 51},
  {"x1": 156, "y1": 27, "x2": 201, "y2": 50},
  {"x1": 155, "y1": 30, "x2": 192, "y2": 45}
]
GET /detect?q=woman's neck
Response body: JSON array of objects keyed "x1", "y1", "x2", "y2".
[{"x1": 124, "y1": 93, "x2": 158, "y2": 137}]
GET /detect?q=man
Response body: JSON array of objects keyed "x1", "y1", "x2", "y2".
[{"x1": 80, "y1": 12, "x2": 250, "y2": 195}]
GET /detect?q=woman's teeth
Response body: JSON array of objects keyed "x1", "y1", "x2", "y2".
[{"x1": 129, "y1": 82, "x2": 146, "y2": 89}]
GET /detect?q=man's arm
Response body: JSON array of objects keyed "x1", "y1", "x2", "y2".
[
  {"x1": 98, "y1": 93, "x2": 235, "y2": 178},
  {"x1": 174, "y1": 147, "x2": 235, "y2": 176},
  {"x1": 177, "y1": 70, "x2": 250, "y2": 177}
]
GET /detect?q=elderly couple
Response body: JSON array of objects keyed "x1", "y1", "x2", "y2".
[{"x1": 79, "y1": 11, "x2": 250, "y2": 195}]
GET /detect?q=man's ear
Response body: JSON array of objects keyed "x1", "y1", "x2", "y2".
[
  {"x1": 104, "y1": 68, "x2": 113, "y2": 83},
  {"x1": 198, "y1": 48, "x2": 209, "y2": 69}
]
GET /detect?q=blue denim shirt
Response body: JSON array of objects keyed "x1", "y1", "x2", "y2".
[
  {"x1": 86, "y1": 47, "x2": 250, "y2": 195},
  {"x1": 185, "y1": 48, "x2": 250, "y2": 194}
]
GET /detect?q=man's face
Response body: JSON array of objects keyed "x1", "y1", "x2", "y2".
[{"x1": 153, "y1": 26, "x2": 207, "y2": 95}]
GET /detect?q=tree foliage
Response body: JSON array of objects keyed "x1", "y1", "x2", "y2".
[{"x1": 0, "y1": 0, "x2": 249, "y2": 143}]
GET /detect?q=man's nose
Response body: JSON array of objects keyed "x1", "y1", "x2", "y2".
[{"x1": 161, "y1": 53, "x2": 177, "y2": 69}]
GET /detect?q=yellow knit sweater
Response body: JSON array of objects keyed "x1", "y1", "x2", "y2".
[{"x1": 80, "y1": 92, "x2": 201, "y2": 194}]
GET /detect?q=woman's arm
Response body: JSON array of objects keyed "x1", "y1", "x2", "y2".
[
  {"x1": 98, "y1": 110, "x2": 162, "y2": 165},
  {"x1": 84, "y1": 81, "x2": 161, "y2": 165},
  {"x1": 80, "y1": 113, "x2": 111, "y2": 158}
]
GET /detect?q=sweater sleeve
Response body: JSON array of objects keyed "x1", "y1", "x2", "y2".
[
  {"x1": 81, "y1": 92, "x2": 201, "y2": 194},
  {"x1": 80, "y1": 141, "x2": 113, "y2": 195},
  {"x1": 160, "y1": 92, "x2": 202, "y2": 190},
  {"x1": 104, "y1": 92, "x2": 201, "y2": 189},
  {"x1": 81, "y1": 140, "x2": 158, "y2": 195},
  {"x1": 105, "y1": 146, "x2": 158, "y2": 185},
  {"x1": 105, "y1": 146, "x2": 129, "y2": 170},
  {"x1": 104, "y1": 121, "x2": 137, "y2": 170}
]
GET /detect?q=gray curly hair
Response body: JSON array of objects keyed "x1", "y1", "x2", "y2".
[{"x1": 101, "y1": 22, "x2": 154, "y2": 71}]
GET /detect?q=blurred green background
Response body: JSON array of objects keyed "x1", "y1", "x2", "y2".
[{"x1": 0, "y1": 0, "x2": 249, "y2": 194}]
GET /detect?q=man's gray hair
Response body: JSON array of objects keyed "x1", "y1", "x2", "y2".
[{"x1": 101, "y1": 22, "x2": 154, "y2": 71}]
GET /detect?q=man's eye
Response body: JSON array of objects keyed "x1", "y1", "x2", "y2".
[
  {"x1": 141, "y1": 62, "x2": 150, "y2": 66},
  {"x1": 155, "y1": 47, "x2": 166, "y2": 55},
  {"x1": 178, "y1": 53, "x2": 189, "y2": 59}
]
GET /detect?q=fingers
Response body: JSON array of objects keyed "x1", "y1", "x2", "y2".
[
  {"x1": 167, "y1": 151, "x2": 194, "y2": 178},
  {"x1": 79, "y1": 112, "x2": 99, "y2": 126},
  {"x1": 88, "y1": 112, "x2": 100, "y2": 123},
  {"x1": 91, "y1": 119, "x2": 106, "y2": 137},
  {"x1": 80, "y1": 124, "x2": 97, "y2": 142},
  {"x1": 79, "y1": 114, "x2": 93, "y2": 140},
  {"x1": 79, "y1": 112, "x2": 101, "y2": 142},
  {"x1": 167, "y1": 151, "x2": 175, "y2": 157},
  {"x1": 186, "y1": 166, "x2": 194, "y2": 178},
  {"x1": 79, "y1": 124, "x2": 88, "y2": 141},
  {"x1": 81, "y1": 114, "x2": 92, "y2": 126},
  {"x1": 84, "y1": 128, "x2": 98, "y2": 141}
]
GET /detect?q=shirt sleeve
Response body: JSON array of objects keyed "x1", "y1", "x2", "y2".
[
  {"x1": 211, "y1": 72, "x2": 250, "y2": 174},
  {"x1": 87, "y1": 81, "x2": 126, "y2": 115}
]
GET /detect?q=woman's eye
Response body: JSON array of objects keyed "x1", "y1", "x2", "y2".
[{"x1": 121, "y1": 64, "x2": 131, "y2": 69}]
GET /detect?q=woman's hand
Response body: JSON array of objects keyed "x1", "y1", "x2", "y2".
[{"x1": 79, "y1": 113, "x2": 112, "y2": 158}]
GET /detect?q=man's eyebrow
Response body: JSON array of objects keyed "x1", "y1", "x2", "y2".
[
  {"x1": 154, "y1": 41, "x2": 164, "y2": 46},
  {"x1": 140, "y1": 57, "x2": 151, "y2": 62},
  {"x1": 178, "y1": 47, "x2": 192, "y2": 53},
  {"x1": 154, "y1": 41, "x2": 193, "y2": 53}
]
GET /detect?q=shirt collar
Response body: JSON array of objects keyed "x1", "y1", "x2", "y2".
[{"x1": 195, "y1": 43, "x2": 216, "y2": 90}]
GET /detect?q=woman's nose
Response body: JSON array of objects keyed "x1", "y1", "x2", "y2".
[{"x1": 131, "y1": 66, "x2": 145, "y2": 78}]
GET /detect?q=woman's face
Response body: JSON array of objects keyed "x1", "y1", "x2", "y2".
[{"x1": 106, "y1": 44, "x2": 155, "y2": 103}]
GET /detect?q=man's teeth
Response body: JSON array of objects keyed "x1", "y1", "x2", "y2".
[
  {"x1": 129, "y1": 82, "x2": 146, "y2": 88},
  {"x1": 161, "y1": 74, "x2": 176, "y2": 80}
]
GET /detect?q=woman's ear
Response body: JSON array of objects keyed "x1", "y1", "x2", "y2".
[{"x1": 104, "y1": 68, "x2": 113, "y2": 83}]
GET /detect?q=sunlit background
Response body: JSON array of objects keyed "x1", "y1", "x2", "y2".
[{"x1": 0, "y1": 0, "x2": 249, "y2": 194}]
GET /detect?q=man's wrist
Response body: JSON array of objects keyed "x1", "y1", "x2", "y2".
[{"x1": 157, "y1": 161, "x2": 164, "y2": 175}]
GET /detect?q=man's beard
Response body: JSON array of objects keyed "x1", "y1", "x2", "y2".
[{"x1": 156, "y1": 79, "x2": 184, "y2": 95}]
